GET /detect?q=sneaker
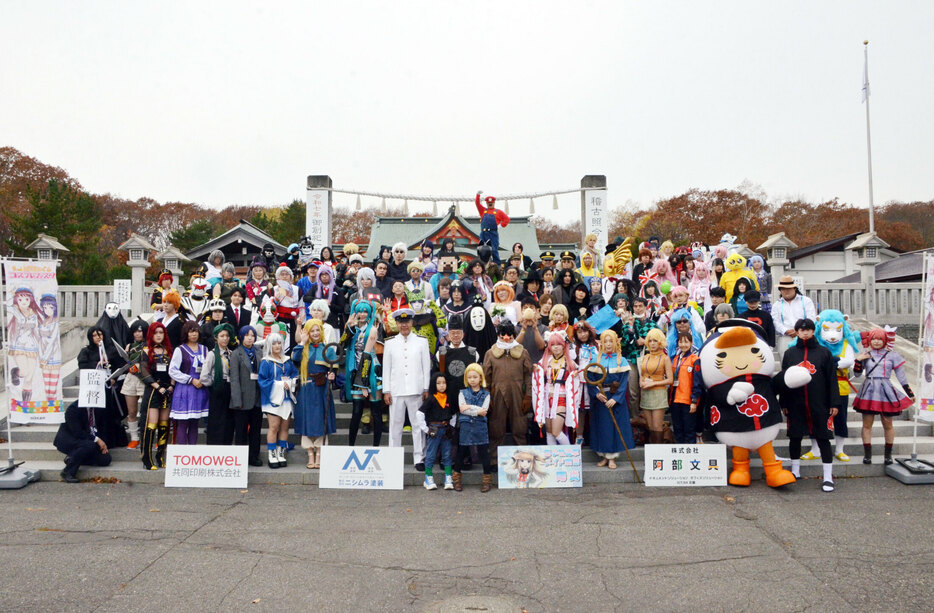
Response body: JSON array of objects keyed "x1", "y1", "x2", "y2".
[
  {"x1": 59, "y1": 470, "x2": 79, "y2": 484},
  {"x1": 444, "y1": 475, "x2": 454, "y2": 490},
  {"x1": 884, "y1": 457, "x2": 894, "y2": 466},
  {"x1": 423, "y1": 476, "x2": 437, "y2": 490},
  {"x1": 835, "y1": 452, "x2": 850, "y2": 462},
  {"x1": 268, "y1": 449, "x2": 281, "y2": 469},
  {"x1": 127, "y1": 440, "x2": 140, "y2": 450}
]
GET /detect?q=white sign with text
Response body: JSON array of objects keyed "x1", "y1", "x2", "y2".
[
  {"x1": 112, "y1": 279, "x2": 132, "y2": 310},
  {"x1": 78, "y1": 369, "x2": 107, "y2": 408},
  {"x1": 643, "y1": 444, "x2": 728, "y2": 487},
  {"x1": 164, "y1": 445, "x2": 249, "y2": 488},
  {"x1": 319, "y1": 446, "x2": 404, "y2": 489}
]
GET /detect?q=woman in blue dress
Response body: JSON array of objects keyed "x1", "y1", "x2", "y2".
[
  {"x1": 587, "y1": 329, "x2": 634, "y2": 470},
  {"x1": 293, "y1": 319, "x2": 337, "y2": 469}
]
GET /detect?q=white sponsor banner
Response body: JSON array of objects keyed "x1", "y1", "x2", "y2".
[
  {"x1": 306, "y1": 188, "x2": 331, "y2": 253},
  {"x1": 164, "y1": 445, "x2": 249, "y2": 488},
  {"x1": 643, "y1": 444, "x2": 728, "y2": 487},
  {"x1": 583, "y1": 189, "x2": 609, "y2": 257},
  {"x1": 3, "y1": 258, "x2": 63, "y2": 423},
  {"x1": 497, "y1": 445, "x2": 583, "y2": 489},
  {"x1": 78, "y1": 369, "x2": 107, "y2": 408},
  {"x1": 112, "y1": 279, "x2": 132, "y2": 310},
  {"x1": 319, "y1": 446, "x2": 404, "y2": 489},
  {"x1": 918, "y1": 251, "x2": 934, "y2": 421}
]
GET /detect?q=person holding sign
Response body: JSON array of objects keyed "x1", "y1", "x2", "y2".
[
  {"x1": 54, "y1": 401, "x2": 112, "y2": 483},
  {"x1": 77, "y1": 327, "x2": 128, "y2": 449},
  {"x1": 168, "y1": 321, "x2": 210, "y2": 445},
  {"x1": 139, "y1": 322, "x2": 174, "y2": 470}
]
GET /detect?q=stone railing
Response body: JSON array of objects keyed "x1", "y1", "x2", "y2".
[
  {"x1": 57, "y1": 285, "x2": 113, "y2": 319},
  {"x1": 805, "y1": 282, "x2": 923, "y2": 325}
]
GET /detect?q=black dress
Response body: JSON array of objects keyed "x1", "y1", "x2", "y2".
[{"x1": 77, "y1": 330, "x2": 128, "y2": 449}]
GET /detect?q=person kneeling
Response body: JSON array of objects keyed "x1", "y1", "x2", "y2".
[{"x1": 54, "y1": 401, "x2": 112, "y2": 483}]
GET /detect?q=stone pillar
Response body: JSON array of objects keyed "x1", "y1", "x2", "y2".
[
  {"x1": 307, "y1": 175, "x2": 333, "y2": 252},
  {"x1": 580, "y1": 175, "x2": 608, "y2": 256},
  {"x1": 859, "y1": 261, "x2": 876, "y2": 320},
  {"x1": 128, "y1": 262, "x2": 147, "y2": 316}
]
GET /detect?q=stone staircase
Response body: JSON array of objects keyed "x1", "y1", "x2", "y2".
[{"x1": 8, "y1": 372, "x2": 934, "y2": 486}]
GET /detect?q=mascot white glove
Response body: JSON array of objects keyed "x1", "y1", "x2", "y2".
[
  {"x1": 783, "y1": 365, "x2": 812, "y2": 389},
  {"x1": 726, "y1": 382, "x2": 755, "y2": 405},
  {"x1": 837, "y1": 356, "x2": 855, "y2": 370}
]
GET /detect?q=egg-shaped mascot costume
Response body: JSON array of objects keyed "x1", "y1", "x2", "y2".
[
  {"x1": 699, "y1": 319, "x2": 811, "y2": 487},
  {"x1": 718, "y1": 253, "x2": 758, "y2": 302}
]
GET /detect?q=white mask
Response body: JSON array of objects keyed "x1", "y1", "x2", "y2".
[
  {"x1": 470, "y1": 307, "x2": 486, "y2": 332},
  {"x1": 104, "y1": 302, "x2": 120, "y2": 318}
]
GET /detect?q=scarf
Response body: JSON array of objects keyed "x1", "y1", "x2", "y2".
[{"x1": 496, "y1": 339, "x2": 519, "y2": 351}]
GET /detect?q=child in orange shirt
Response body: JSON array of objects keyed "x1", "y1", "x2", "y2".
[{"x1": 669, "y1": 332, "x2": 701, "y2": 444}]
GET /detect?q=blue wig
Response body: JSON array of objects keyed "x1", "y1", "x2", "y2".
[
  {"x1": 815, "y1": 309, "x2": 862, "y2": 355},
  {"x1": 667, "y1": 308, "x2": 704, "y2": 356}
]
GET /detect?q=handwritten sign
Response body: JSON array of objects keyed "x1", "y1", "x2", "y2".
[
  {"x1": 78, "y1": 369, "x2": 107, "y2": 408},
  {"x1": 164, "y1": 445, "x2": 249, "y2": 488},
  {"x1": 113, "y1": 279, "x2": 131, "y2": 310},
  {"x1": 643, "y1": 444, "x2": 728, "y2": 487}
]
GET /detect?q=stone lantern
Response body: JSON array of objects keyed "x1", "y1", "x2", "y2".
[
  {"x1": 118, "y1": 233, "x2": 157, "y2": 316},
  {"x1": 756, "y1": 232, "x2": 798, "y2": 281},
  {"x1": 154, "y1": 245, "x2": 190, "y2": 288},
  {"x1": 846, "y1": 232, "x2": 889, "y2": 319},
  {"x1": 25, "y1": 233, "x2": 70, "y2": 265}
]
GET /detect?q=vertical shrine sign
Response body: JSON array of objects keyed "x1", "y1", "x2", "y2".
[
  {"x1": 580, "y1": 175, "x2": 609, "y2": 257},
  {"x1": 306, "y1": 175, "x2": 333, "y2": 250}
]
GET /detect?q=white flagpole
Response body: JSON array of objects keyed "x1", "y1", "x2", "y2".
[{"x1": 863, "y1": 40, "x2": 875, "y2": 234}]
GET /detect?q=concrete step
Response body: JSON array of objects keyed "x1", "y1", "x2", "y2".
[{"x1": 22, "y1": 451, "x2": 920, "y2": 486}]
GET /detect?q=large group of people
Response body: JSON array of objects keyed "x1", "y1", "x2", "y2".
[{"x1": 55, "y1": 233, "x2": 916, "y2": 493}]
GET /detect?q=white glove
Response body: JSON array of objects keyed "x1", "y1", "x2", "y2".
[
  {"x1": 727, "y1": 382, "x2": 755, "y2": 405},
  {"x1": 784, "y1": 365, "x2": 812, "y2": 389},
  {"x1": 837, "y1": 357, "x2": 855, "y2": 370}
]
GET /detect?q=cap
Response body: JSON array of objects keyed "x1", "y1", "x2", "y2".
[
  {"x1": 560, "y1": 250, "x2": 576, "y2": 260},
  {"x1": 393, "y1": 308, "x2": 415, "y2": 322},
  {"x1": 540, "y1": 250, "x2": 555, "y2": 261}
]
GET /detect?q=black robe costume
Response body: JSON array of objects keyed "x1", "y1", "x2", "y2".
[
  {"x1": 462, "y1": 299, "x2": 498, "y2": 362},
  {"x1": 777, "y1": 336, "x2": 840, "y2": 439},
  {"x1": 76, "y1": 327, "x2": 128, "y2": 449}
]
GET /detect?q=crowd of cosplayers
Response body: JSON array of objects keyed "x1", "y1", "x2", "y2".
[{"x1": 56, "y1": 231, "x2": 916, "y2": 493}]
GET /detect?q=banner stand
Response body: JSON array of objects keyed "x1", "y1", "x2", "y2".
[
  {"x1": 887, "y1": 250, "x2": 934, "y2": 485},
  {"x1": 0, "y1": 257, "x2": 43, "y2": 488}
]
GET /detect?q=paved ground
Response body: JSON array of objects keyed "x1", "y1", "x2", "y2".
[{"x1": 1, "y1": 477, "x2": 933, "y2": 612}]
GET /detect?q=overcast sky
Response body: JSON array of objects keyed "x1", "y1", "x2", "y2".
[{"x1": 2, "y1": 1, "x2": 932, "y2": 220}]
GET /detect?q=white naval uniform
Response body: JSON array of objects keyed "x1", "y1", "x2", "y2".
[{"x1": 381, "y1": 331, "x2": 431, "y2": 465}]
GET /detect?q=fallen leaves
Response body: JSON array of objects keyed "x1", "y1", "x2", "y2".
[{"x1": 83, "y1": 476, "x2": 122, "y2": 484}]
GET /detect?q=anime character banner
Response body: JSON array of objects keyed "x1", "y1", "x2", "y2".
[
  {"x1": 2, "y1": 259, "x2": 63, "y2": 423},
  {"x1": 919, "y1": 251, "x2": 934, "y2": 420},
  {"x1": 497, "y1": 445, "x2": 583, "y2": 489}
]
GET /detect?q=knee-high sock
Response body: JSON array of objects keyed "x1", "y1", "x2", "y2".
[
  {"x1": 835, "y1": 437, "x2": 846, "y2": 454},
  {"x1": 555, "y1": 432, "x2": 570, "y2": 445},
  {"x1": 546, "y1": 433, "x2": 557, "y2": 445},
  {"x1": 790, "y1": 459, "x2": 801, "y2": 478},
  {"x1": 808, "y1": 437, "x2": 818, "y2": 453},
  {"x1": 823, "y1": 462, "x2": 834, "y2": 483}
]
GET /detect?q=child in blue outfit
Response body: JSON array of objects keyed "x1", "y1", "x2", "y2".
[
  {"x1": 419, "y1": 372, "x2": 456, "y2": 490},
  {"x1": 454, "y1": 363, "x2": 495, "y2": 492}
]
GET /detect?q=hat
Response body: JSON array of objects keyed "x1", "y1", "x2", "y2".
[
  {"x1": 777, "y1": 275, "x2": 798, "y2": 290},
  {"x1": 560, "y1": 250, "x2": 576, "y2": 260},
  {"x1": 157, "y1": 268, "x2": 173, "y2": 283},
  {"x1": 393, "y1": 307, "x2": 415, "y2": 322},
  {"x1": 604, "y1": 243, "x2": 618, "y2": 256},
  {"x1": 540, "y1": 250, "x2": 556, "y2": 261},
  {"x1": 348, "y1": 253, "x2": 364, "y2": 264},
  {"x1": 250, "y1": 256, "x2": 267, "y2": 270},
  {"x1": 208, "y1": 298, "x2": 227, "y2": 312}
]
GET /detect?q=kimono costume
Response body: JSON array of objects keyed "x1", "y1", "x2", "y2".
[
  {"x1": 292, "y1": 343, "x2": 337, "y2": 442},
  {"x1": 853, "y1": 349, "x2": 914, "y2": 415},
  {"x1": 531, "y1": 356, "x2": 581, "y2": 430},
  {"x1": 587, "y1": 352, "x2": 634, "y2": 455},
  {"x1": 258, "y1": 356, "x2": 298, "y2": 419}
]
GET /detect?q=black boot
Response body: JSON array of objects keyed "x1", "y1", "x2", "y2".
[
  {"x1": 884, "y1": 443, "x2": 894, "y2": 466},
  {"x1": 141, "y1": 426, "x2": 156, "y2": 470},
  {"x1": 156, "y1": 422, "x2": 169, "y2": 468},
  {"x1": 863, "y1": 443, "x2": 872, "y2": 465}
]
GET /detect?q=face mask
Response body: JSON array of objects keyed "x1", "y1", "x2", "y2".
[
  {"x1": 104, "y1": 302, "x2": 120, "y2": 318},
  {"x1": 470, "y1": 307, "x2": 486, "y2": 331}
]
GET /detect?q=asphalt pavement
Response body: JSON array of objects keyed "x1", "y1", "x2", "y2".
[{"x1": 1, "y1": 476, "x2": 933, "y2": 612}]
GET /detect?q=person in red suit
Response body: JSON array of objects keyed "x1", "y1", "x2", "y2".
[{"x1": 475, "y1": 191, "x2": 510, "y2": 265}]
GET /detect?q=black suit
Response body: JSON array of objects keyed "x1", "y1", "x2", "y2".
[
  {"x1": 225, "y1": 305, "x2": 252, "y2": 331},
  {"x1": 54, "y1": 402, "x2": 112, "y2": 477}
]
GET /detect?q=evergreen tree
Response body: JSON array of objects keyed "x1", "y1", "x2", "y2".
[{"x1": 6, "y1": 179, "x2": 105, "y2": 284}]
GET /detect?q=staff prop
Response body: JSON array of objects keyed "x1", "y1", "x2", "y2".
[
  {"x1": 582, "y1": 362, "x2": 642, "y2": 483},
  {"x1": 322, "y1": 343, "x2": 344, "y2": 433}
]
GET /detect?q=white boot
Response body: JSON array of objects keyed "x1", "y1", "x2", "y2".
[{"x1": 268, "y1": 448, "x2": 280, "y2": 469}]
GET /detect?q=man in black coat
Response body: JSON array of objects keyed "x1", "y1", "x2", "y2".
[
  {"x1": 54, "y1": 401, "x2": 112, "y2": 482},
  {"x1": 224, "y1": 287, "x2": 252, "y2": 331},
  {"x1": 777, "y1": 318, "x2": 841, "y2": 492}
]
